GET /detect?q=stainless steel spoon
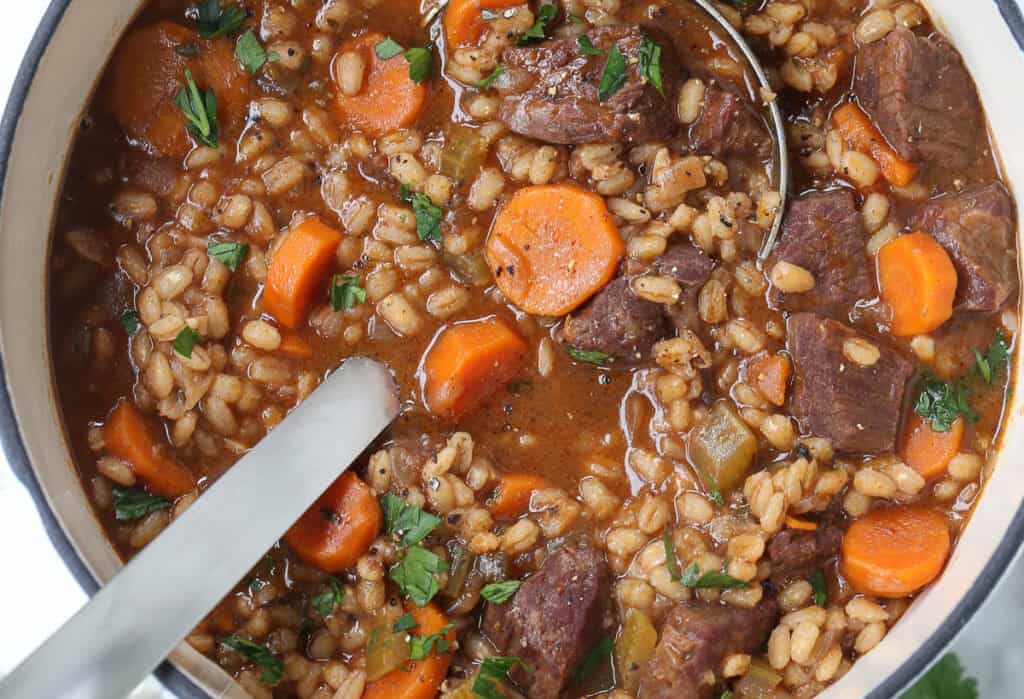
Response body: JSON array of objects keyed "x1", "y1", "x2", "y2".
[{"x1": 0, "y1": 357, "x2": 400, "y2": 699}]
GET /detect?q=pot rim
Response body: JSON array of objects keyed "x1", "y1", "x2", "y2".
[{"x1": 1, "y1": 1, "x2": 1023, "y2": 697}]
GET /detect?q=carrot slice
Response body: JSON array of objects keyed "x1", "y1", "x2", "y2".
[
  {"x1": 900, "y1": 412, "x2": 965, "y2": 480},
  {"x1": 419, "y1": 317, "x2": 529, "y2": 418},
  {"x1": 744, "y1": 353, "x2": 792, "y2": 407},
  {"x1": 489, "y1": 473, "x2": 550, "y2": 519},
  {"x1": 284, "y1": 472, "x2": 382, "y2": 573},
  {"x1": 263, "y1": 217, "x2": 344, "y2": 329},
  {"x1": 104, "y1": 400, "x2": 195, "y2": 498},
  {"x1": 332, "y1": 32, "x2": 428, "y2": 137},
  {"x1": 363, "y1": 603, "x2": 455, "y2": 699},
  {"x1": 785, "y1": 516, "x2": 818, "y2": 531},
  {"x1": 833, "y1": 103, "x2": 919, "y2": 187},
  {"x1": 486, "y1": 184, "x2": 624, "y2": 316},
  {"x1": 877, "y1": 232, "x2": 957, "y2": 337},
  {"x1": 445, "y1": 0, "x2": 525, "y2": 48},
  {"x1": 842, "y1": 505, "x2": 951, "y2": 598},
  {"x1": 277, "y1": 332, "x2": 315, "y2": 360}
]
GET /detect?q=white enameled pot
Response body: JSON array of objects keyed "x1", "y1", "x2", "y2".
[{"x1": 0, "y1": 1, "x2": 1021, "y2": 696}]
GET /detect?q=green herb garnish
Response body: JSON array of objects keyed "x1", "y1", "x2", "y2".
[
  {"x1": 721, "y1": 691, "x2": 735, "y2": 699},
  {"x1": 207, "y1": 241, "x2": 248, "y2": 271},
  {"x1": 381, "y1": 493, "x2": 443, "y2": 546},
  {"x1": 196, "y1": 0, "x2": 246, "y2": 39},
  {"x1": 393, "y1": 612, "x2": 419, "y2": 632},
  {"x1": 517, "y1": 3, "x2": 557, "y2": 45},
  {"x1": 112, "y1": 486, "x2": 171, "y2": 521},
  {"x1": 472, "y1": 65, "x2": 506, "y2": 89},
  {"x1": 809, "y1": 569, "x2": 827, "y2": 607},
  {"x1": 374, "y1": 37, "x2": 405, "y2": 60},
  {"x1": 974, "y1": 329, "x2": 1010, "y2": 384},
  {"x1": 664, "y1": 531, "x2": 682, "y2": 582},
  {"x1": 331, "y1": 274, "x2": 367, "y2": 312},
  {"x1": 407, "y1": 191, "x2": 443, "y2": 242},
  {"x1": 473, "y1": 656, "x2": 533, "y2": 699},
  {"x1": 680, "y1": 562, "x2": 749, "y2": 589},
  {"x1": 567, "y1": 348, "x2": 612, "y2": 364},
  {"x1": 481, "y1": 580, "x2": 522, "y2": 604},
  {"x1": 900, "y1": 653, "x2": 977, "y2": 699},
  {"x1": 311, "y1": 576, "x2": 344, "y2": 617},
  {"x1": 577, "y1": 35, "x2": 604, "y2": 56},
  {"x1": 390, "y1": 545, "x2": 449, "y2": 607},
  {"x1": 235, "y1": 28, "x2": 273, "y2": 73},
  {"x1": 175, "y1": 69, "x2": 218, "y2": 147},
  {"x1": 404, "y1": 46, "x2": 435, "y2": 84},
  {"x1": 914, "y1": 375, "x2": 978, "y2": 433},
  {"x1": 409, "y1": 624, "x2": 454, "y2": 660},
  {"x1": 172, "y1": 326, "x2": 205, "y2": 359},
  {"x1": 120, "y1": 310, "x2": 140, "y2": 336},
  {"x1": 573, "y1": 637, "x2": 613, "y2": 684},
  {"x1": 638, "y1": 35, "x2": 664, "y2": 96},
  {"x1": 221, "y1": 636, "x2": 283, "y2": 684},
  {"x1": 696, "y1": 469, "x2": 725, "y2": 506},
  {"x1": 598, "y1": 43, "x2": 627, "y2": 102}
]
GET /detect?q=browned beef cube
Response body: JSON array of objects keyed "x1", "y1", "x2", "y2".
[
  {"x1": 482, "y1": 543, "x2": 610, "y2": 699},
  {"x1": 558, "y1": 277, "x2": 670, "y2": 361},
  {"x1": 767, "y1": 524, "x2": 844, "y2": 585},
  {"x1": 638, "y1": 600, "x2": 778, "y2": 699},
  {"x1": 499, "y1": 25, "x2": 680, "y2": 145},
  {"x1": 768, "y1": 189, "x2": 874, "y2": 321},
  {"x1": 654, "y1": 241, "x2": 716, "y2": 285},
  {"x1": 909, "y1": 182, "x2": 1017, "y2": 311},
  {"x1": 689, "y1": 85, "x2": 771, "y2": 159},
  {"x1": 854, "y1": 27, "x2": 983, "y2": 169},
  {"x1": 787, "y1": 313, "x2": 914, "y2": 453}
]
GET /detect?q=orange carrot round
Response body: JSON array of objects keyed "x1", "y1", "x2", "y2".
[
  {"x1": 877, "y1": 232, "x2": 957, "y2": 337},
  {"x1": 419, "y1": 316, "x2": 528, "y2": 418},
  {"x1": 842, "y1": 505, "x2": 951, "y2": 598},
  {"x1": 284, "y1": 472, "x2": 382, "y2": 573},
  {"x1": 743, "y1": 353, "x2": 792, "y2": 407},
  {"x1": 363, "y1": 603, "x2": 455, "y2": 699},
  {"x1": 486, "y1": 184, "x2": 624, "y2": 316},
  {"x1": 263, "y1": 217, "x2": 344, "y2": 329},
  {"x1": 901, "y1": 412, "x2": 964, "y2": 480},
  {"x1": 332, "y1": 33, "x2": 428, "y2": 137},
  {"x1": 833, "y1": 103, "x2": 919, "y2": 187},
  {"x1": 488, "y1": 473, "x2": 551, "y2": 519},
  {"x1": 445, "y1": 0, "x2": 525, "y2": 48},
  {"x1": 104, "y1": 400, "x2": 195, "y2": 498}
]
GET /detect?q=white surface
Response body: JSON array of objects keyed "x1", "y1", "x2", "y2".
[{"x1": 0, "y1": 2, "x2": 1021, "y2": 698}]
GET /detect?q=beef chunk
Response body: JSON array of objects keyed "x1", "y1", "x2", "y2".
[
  {"x1": 767, "y1": 524, "x2": 844, "y2": 585},
  {"x1": 689, "y1": 85, "x2": 771, "y2": 159},
  {"x1": 638, "y1": 600, "x2": 778, "y2": 699},
  {"x1": 558, "y1": 277, "x2": 670, "y2": 361},
  {"x1": 909, "y1": 182, "x2": 1017, "y2": 311},
  {"x1": 654, "y1": 241, "x2": 716, "y2": 285},
  {"x1": 854, "y1": 27, "x2": 983, "y2": 169},
  {"x1": 769, "y1": 189, "x2": 874, "y2": 321},
  {"x1": 482, "y1": 543, "x2": 610, "y2": 699},
  {"x1": 499, "y1": 25, "x2": 679, "y2": 145},
  {"x1": 788, "y1": 313, "x2": 914, "y2": 453}
]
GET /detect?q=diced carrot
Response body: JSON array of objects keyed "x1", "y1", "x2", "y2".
[
  {"x1": 332, "y1": 32, "x2": 428, "y2": 137},
  {"x1": 419, "y1": 317, "x2": 529, "y2": 418},
  {"x1": 785, "y1": 516, "x2": 818, "y2": 531},
  {"x1": 488, "y1": 473, "x2": 550, "y2": 519},
  {"x1": 263, "y1": 217, "x2": 344, "y2": 329},
  {"x1": 444, "y1": 0, "x2": 525, "y2": 48},
  {"x1": 744, "y1": 353, "x2": 792, "y2": 407},
  {"x1": 363, "y1": 603, "x2": 455, "y2": 699},
  {"x1": 277, "y1": 332, "x2": 315, "y2": 360},
  {"x1": 104, "y1": 400, "x2": 195, "y2": 498},
  {"x1": 900, "y1": 412, "x2": 964, "y2": 480},
  {"x1": 832, "y1": 103, "x2": 919, "y2": 187},
  {"x1": 284, "y1": 472, "x2": 383, "y2": 573},
  {"x1": 842, "y1": 505, "x2": 951, "y2": 598},
  {"x1": 877, "y1": 232, "x2": 957, "y2": 336},
  {"x1": 485, "y1": 184, "x2": 625, "y2": 316},
  {"x1": 107, "y1": 21, "x2": 250, "y2": 157}
]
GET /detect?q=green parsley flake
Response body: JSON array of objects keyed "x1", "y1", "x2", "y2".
[
  {"x1": 664, "y1": 531, "x2": 683, "y2": 582},
  {"x1": 567, "y1": 348, "x2": 612, "y2": 364},
  {"x1": 598, "y1": 43, "x2": 628, "y2": 102},
  {"x1": 409, "y1": 623, "x2": 454, "y2": 660},
  {"x1": 900, "y1": 653, "x2": 977, "y2": 699},
  {"x1": 975, "y1": 329, "x2": 1010, "y2": 384},
  {"x1": 473, "y1": 656, "x2": 532, "y2": 699},
  {"x1": 407, "y1": 191, "x2": 443, "y2": 242},
  {"x1": 809, "y1": 569, "x2": 827, "y2": 607},
  {"x1": 577, "y1": 35, "x2": 604, "y2": 56},
  {"x1": 374, "y1": 37, "x2": 404, "y2": 60},
  {"x1": 207, "y1": 241, "x2": 248, "y2": 271},
  {"x1": 721, "y1": 691, "x2": 735, "y2": 699},
  {"x1": 481, "y1": 580, "x2": 522, "y2": 604},
  {"x1": 639, "y1": 35, "x2": 664, "y2": 96},
  {"x1": 472, "y1": 65, "x2": 506, "y2": 89},
  {"x1": 221, "y1": 636, "x2": 283, "y2": 684},
  {"x1": 331, "y1": 274, "x2": 367, "y2": 312},
  {"x1": 914, "y1": 375, "x2": 977, "y2": 433},
  {"x1": 235, "y1": 29, "x2": 271, "y2": 74},
  {"x1": 696, "y1": 467, "x2": 725, "y2": 506},
  {"x1": 390, "y1": 545, "x2": 449, "y2": 607},
  {"x1": 381, "y1": 493, "x2": 443, "y2": 546},
  {"x1": 404, "y1": 46, "x2": 435, "y2": 84},
  {"x1": 311, "y1": 576, "x2": 344, "y2": 617},
  {"x1": 680, "y1": 562, "x2": 749, "y2": 589},
  {"x1": 120, "y1": 310, "x2": 140, "y2": 336},
  {"x1": 196, "y1": 0, "x2": 246, "y2": 39},
  {"x1": 517, "y1": 3, "x2": 557, "y2": 46},
  {"x1": 573, "y1": 637, "x2": 613, "y2": 684},
  {"x1": 393, "y1": 612, "x2": 419, "y2": 632},
  {"x1": 112, "y1": 486, "x2": 171, "y2": 522},
  {"x1": 173, "y1": 326, "x2": 205, "y2": 359},
  {"x1": 175, "y1": 69, "x2": 218, "y2": 148}
]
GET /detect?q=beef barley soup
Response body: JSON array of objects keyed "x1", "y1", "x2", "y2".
[{"x1": 48, "y1": 0, "x2": 1018, "y2": 697}]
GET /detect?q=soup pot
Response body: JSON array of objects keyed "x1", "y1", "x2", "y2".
[{"x1": 1, "y1": 1, "x2": 1022, "y2": 696}]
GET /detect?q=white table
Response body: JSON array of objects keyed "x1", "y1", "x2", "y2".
[{"x1": 0, "y1": 2, "x2": 1021, "y2": 697}]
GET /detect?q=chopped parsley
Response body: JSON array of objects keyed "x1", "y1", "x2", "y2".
[
  {"x1": 472, "y1": 65, "x2": 506, "y2": 89},
  {"x1": 573, "y1": 637, "x2": 613, "y2": 684},
  {"x1": 638, "y1": 35, "x2": 664, "y2": 96},
  {"x1": 112, "y1": 486, "x2": 171, "y2": 521},
  {"x1": 196, "y1": 0, "x2": 246, "y2": 39},
  {"x1": 730, "y1": 0, "x2": 752, "y2": 11},
  {"x1": 389, "y1": 545, "x2": 450, "y2": 607},
  {"x1": 207, "y1": 241, "x2": 248, "y2": 271},
  {"x1": 381, "y1": 493, "x2": 442, "y2": 546},
  {"x1": 473, "y1": 656, "x2": 532, "y2": 699},
  {"x1": 481, "y1": 580, "x2": 522, "y2": 604},
  {"x1": 409, "y1": 624, "x2": 454, "y2": 660},
  {"x1": 680, "y1": 562, "x2": 749, "y2": 589},
  {"x1": 598, "y1": 43, "x2": 628, "y2": 102},
  {"x1": 696, "y1": 468, "x2": 725, "y2": 506},
  {"x1": 235, "y1": 28, "x2": 276, "y2": 74},
  {"x1": 974, "y1": 329, "x2": 1010, "y2": 384},
  {"x1": 120, "y1": 310, "x2": 140, "y2": 336},
  {"x1": 173, "y1": 326, "x2": 205, "y2": 359},
  {"x1": 900, "y1": 653, "x2": 977, "y2": 699},
  {"x1": 407, "y1": 191, "x2": 443, "y2": 242},
  {"x1": 577, "y1": 35, "x2": 604, "y2": 56},
  {"x1": 567, "y1": 348, "x2": 611, "y2": 364},
  {"x1": 809, "y1": 569, "x2": 827, "y2": 607},
  {"x1": 517, "y1": 3, "x2": 557, "y2": 45},
  {"x1": 664, "y1": 531, "x2": 683, "y2": 582},
  {"x1": 374, "y1": 37, "x2": 405, "y2": 60},
  {"x1": 393, "y1": 612, "x2": 419, "y2": 632},
  {"x1": 331, "y1": 274, "x2": 367, "y2": 311},
  {"x1": 311, "y1": 576, "x2": 344, "y2": 617},
  {"x1": 221, "y1": 636, "x2": 283, "y2": 684},
  {"x1": 372, "y1": 39, "x2": 434, "y2": 84},
  {"x1": 914, "y1": 375, "x2": 977, "y2": 433},
  {"x1": 721, "y1": 691, "x2": 735, "y2": 699},
  {"x1": 175, "y1": 69, "x2": 218, "y2": 148}
]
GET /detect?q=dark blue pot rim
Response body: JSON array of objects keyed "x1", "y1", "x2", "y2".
[{"x1": 1, "y1": 2, "x2": 1023, "y2": 697}]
